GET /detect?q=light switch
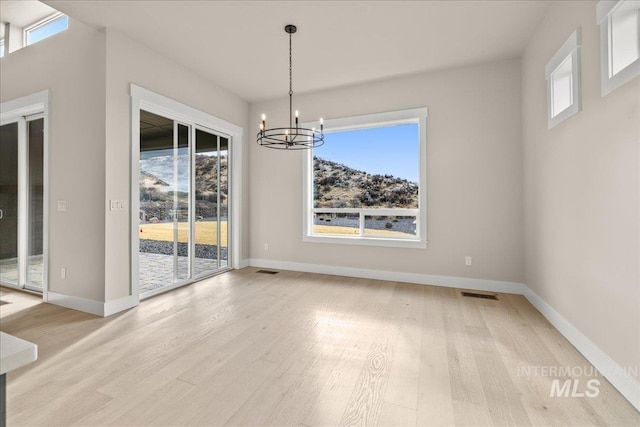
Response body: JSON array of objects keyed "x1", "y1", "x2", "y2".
[
  {"x1": 57, "y1": 200, "x2": 67, "y2": 212},
  {"x1": 110, "y1": 200, "x2": 127, "y2": 210}
]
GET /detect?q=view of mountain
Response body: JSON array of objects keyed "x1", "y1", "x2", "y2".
[
  {"x1": 314, "y1": 156, "x2": 418, "y2": 208},
  {"x1": 139, "y1": 154, "x2": 227, "y2": 198},
  {"x1": 140, "y1": 170, "x2": 169, "y2": 189},
  {"x1": 139, "y1": 151, "x2": 189, "y2": 192},
  {"x1": 139, "y1": 154, "x2": 228, "y2": 221},
  {"x1": 139, "y1": 154, "x2": 417, "y2": 215}
]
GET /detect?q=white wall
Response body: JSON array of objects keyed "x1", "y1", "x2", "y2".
[
  {"x1": 522, "y1": 0, "x2": 639, "y2": 379},
  {"x1": 1, "y1": 21, "x2": 250, "y2": 308},
  {"x1": 4, "y1": 21, "x2": 23, "y2": 54},
  {"x1": 0, "y1": 18, "x2": 107, "y2": 302},
  {"x1": 249, "y1": 59, "x2": 523, "y2": 284},
  {"x1": 103, "y1": 29, "x2": 250, "y2": 302}
]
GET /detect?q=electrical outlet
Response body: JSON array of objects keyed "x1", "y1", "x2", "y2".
[
  {"x1": 61, "y1": 267, "x2": 66, "y2": 279},
  {"x1": 465, "y1": 256, "x2": 472, "y2": 266},
  {"x1": 264, "y1": 243, "x2": 269, "y2": 251}
]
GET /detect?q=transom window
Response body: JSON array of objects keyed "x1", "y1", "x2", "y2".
[
  {"x1": 303, "y1": 108, "x2": 427, "y2": 248},
  {"x1": 24, "y1": 12, "x2": 68, "y2": 47},
  {"x1": 546, "y1": 29, "x2": 582, "y2": 129},
  {"x1": 597, "y1": 0, "x2": 640, "y2": 95}
]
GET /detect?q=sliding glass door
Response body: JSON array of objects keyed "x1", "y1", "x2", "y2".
[
  {"x1": 194, "y1": 128, "x2": 229, "y2": 275},
  {"x1": 0, "y1": 116, "x2": 45, "y2": 291},
  {"x1": 27, "y1": 118, "x2": 44, "y2": 288},
  {"x1": 219, "y1": 136, "x2": 229, "y2": 269},
  {"x1": 138, "y1": 110, "x2": 231, "y2": 296},
  {"x1": 0, "y1": 122, "x2": 19, "y2": 285}
]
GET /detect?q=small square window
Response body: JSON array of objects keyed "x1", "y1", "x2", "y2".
[
  {"x1": 598, "y1": 0, "x2": 640, "y2": 95},
  {"x1": 546, "y1": 30, "x2": 582, "y2": 129}
]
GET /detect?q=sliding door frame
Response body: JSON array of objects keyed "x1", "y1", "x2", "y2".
[
  {"x1": 130, "y1": 85, "x2": 243, "y2": 301},
  {"x1": 0, "y1": 90, "x2": 50, "y2": 298},
  {"x1": 193, "y1": 123, "x2": 232, "y2": 274},
  {"x1": 23, "y1": 113, "x2": 45, "y2": 292}
]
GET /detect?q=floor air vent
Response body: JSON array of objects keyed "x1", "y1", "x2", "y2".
[
  {"x1": 256, "y1": 270, "x2": 279, "y2": 275},
  {"x1": 461, "y1": 292, "x2": 498, "y2": 300}
]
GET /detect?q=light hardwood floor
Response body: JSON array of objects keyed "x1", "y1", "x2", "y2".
[{"x1": 1, "y1": 268, "x2": 638, "y2": 426}]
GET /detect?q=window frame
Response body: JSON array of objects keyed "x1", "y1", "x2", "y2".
[
  {"x1": 23, "y1": 12, "x2": 68, "y2": 47},
  {"x1": 545, "y1": 29, "x2": 582, "y2": 129},
  {"x1": 302, "y1": 107, "x2": 428, "y2": 249},
  {"x1": 597, "y1": 0, "x2": 640, "y2": 96}
]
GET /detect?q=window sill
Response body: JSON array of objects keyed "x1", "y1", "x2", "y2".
[{"x1": 302, "y1": 234, "x2": 427, "y2": 249}]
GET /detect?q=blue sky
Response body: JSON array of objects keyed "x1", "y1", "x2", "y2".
[
  {"x1": 314, "y1": 123, "x2": 419, "y2": 183},
  {"x1": 28, "y1": 15, "x2": 68, "y2": 45}
]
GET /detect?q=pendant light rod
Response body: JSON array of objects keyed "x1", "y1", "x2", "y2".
[{"x1": 288, "y1": 25, "x2": 295, "y2": 132}]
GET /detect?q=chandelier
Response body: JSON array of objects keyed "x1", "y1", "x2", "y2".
[{"x1": 257, "y1": 24, "x2": 324, "y2": 150}]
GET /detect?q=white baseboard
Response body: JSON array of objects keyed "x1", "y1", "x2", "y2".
[
  {"x1": 47, "y1": 291, "x2": 105, "y2": 316},
  {"x1": 248, "y1": 258, "x2": 524, "y2": 294},
  {"x1": 104, "y1": 294, "x2": 138, "y2": 317},
  {"x1": 247, "y1": 258, "x2": 639, "y2": 411},
  {"x1": 523, "y1": 287, "x2": 640, "y2": 412},
  {"x1": 47, "y1": 291, "x2": 138, "y2": 317}
]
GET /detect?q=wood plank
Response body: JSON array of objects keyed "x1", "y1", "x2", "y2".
[
  {"x1": 381, "y1": 282, "x2": 423, "y2": 411},
  {"x1": 441, "y1": 288, "x2": 494, "y2": 426},
  {"x1": 467, "y1": 324, "x2": 533, "y2": 426},
  {"x1": 340, "y1": 341, "x2": 394, "y2": 426},
  {"x1": 378, "y1": 401, "x2": 417, "y2": 427},
  {"x1": 416, "y1": 286, "x2": 455, "y2": 426}
]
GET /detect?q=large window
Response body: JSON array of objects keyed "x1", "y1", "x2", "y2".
[
  {"x1": 597, "y1": 0, "x2": 640, "y2": 95},
  {"x1": 24, "y1": 12, "x2": 68, "y2": 47},
  {"x1": 303, "y1": 108, "x2": 427, "y2": 248},
  {"x1": 546, "y1": 30, "x2": 582, "y2": 129}
]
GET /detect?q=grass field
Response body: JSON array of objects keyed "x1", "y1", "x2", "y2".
[
  {"x1": 312, "y1": 224, "x2": 413, "y2": 237},
  {"x1": 139, "y1": 221, "x2": 228, "y2": 245},
  {"x1": 140, "y1": 221, "x2": 410, "y2": 245}
]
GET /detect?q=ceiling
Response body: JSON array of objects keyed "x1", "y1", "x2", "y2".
[
  {"x1": 0, "y1": 0, "x2": 58, "y2": 38},
  {"x1": 42, "y1": 0, "x2": 552, "y2": 102}
]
